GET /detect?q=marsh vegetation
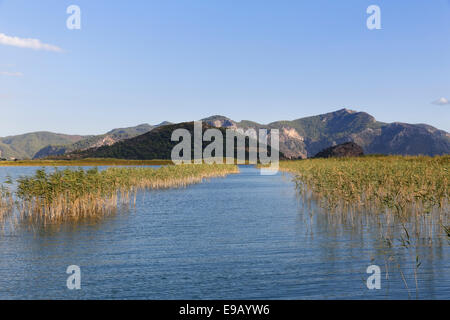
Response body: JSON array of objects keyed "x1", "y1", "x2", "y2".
[
  {"x1": 277, "y1": 155, "x2": 449, "y2": 297},
  {"x1": 2, "y1": 164, "x2": 238, "y2": 225},
  {"x1": 0, "y1": 158, "x2": 173, "y2": 167},
  {"x1": 278, "y1": 155, "x2": 449, "y2": 216},
  {"x1": 0, "y1": 186, "x2": 13, "y2": 222},
  {"x1": 0, "y1": 160, "x2": 448, "y2": 298}
]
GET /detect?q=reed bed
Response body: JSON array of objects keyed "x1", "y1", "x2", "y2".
[
  {"x1": 280, "y1": 156, "x2": 449, "y2": 297},
  {"x1": 0, "y1": 158, "x2": 173, "y2": 167},
  {"x1": 0, "y1": 185, "x2": 13, "y2": 222},
  {"x1": 278, "y1": 155, "x2": 449, "y2": 217},
  {"x1": 16, "y1": 164, "x2": 239, "y2": 223}
]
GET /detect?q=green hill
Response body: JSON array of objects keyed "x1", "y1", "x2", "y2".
[
  {"x1": 56, "y1": 122, "x2": 283, "y2": 161},
  {"x1": 0, "y1": 132, "x2": 85, "y2": 160},
  {"x1": 33, "y1": 124, "x2": 154, "y2": 159}
]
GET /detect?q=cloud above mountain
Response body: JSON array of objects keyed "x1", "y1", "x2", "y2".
[
  {"x1": 0, "y1": 33, "x2": 62, "y2": 52},
  {"x1": 432, "y1": 97, "x2": 450, "y2": 105}
]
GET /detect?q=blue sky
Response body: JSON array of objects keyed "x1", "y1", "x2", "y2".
[{"x1": 0, "y1": 0, "x2": 449, "y2": 136}]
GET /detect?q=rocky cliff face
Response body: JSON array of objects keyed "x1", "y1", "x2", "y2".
[
  {"x1": 202, "y1": 116, "x2": 309, "y2": 159},
  {"x1": 202, "y1": 116, "x2": 238, "y2": 130}
]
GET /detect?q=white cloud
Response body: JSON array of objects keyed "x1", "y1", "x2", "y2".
[
  {"x1": 0, "y1": 71, "x2": 23, "y2": 77},
  {"x1": 432, "y1": 97, "x2": 450, "y2": 105},
  {"x1": 0, "y1": 33, "x2": 62, "y2": 52}
]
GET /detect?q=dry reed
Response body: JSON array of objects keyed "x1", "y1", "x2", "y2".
[
  {"x1": 0, "y1": 185, "x2": 13, "y2": 222},
  {"x1": 278, "y1": 155, "x2": 449, "y2": 217},
  {"x1": 0, "y1": 158, "x2": 173, "y2": 167},
  {"x1": 16, "y1": 164, "x2": 239, "y2": 223}
]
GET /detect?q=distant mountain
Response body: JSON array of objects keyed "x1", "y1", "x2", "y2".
[
  {"x1": 155, "y1": 121, "x2": 173, "y2": 127},
  {"x1": 0, "y1": 132, "x2": 85, "y2": 160},
  {"x1": 58, "y1": 122, "x2": 282, "y2": 161},
  {"x1": 202, "y1": 109, "x2": 450, "y2": 158},
  {"x1": 202, "y1": 115, "x2": 238, "y2": 129},
  {"x1": 33, "y1": 124, "x2": 154, "y2": 159},
  {"x1": 3, "y1": 109, "x2": 449, "y2": 160},
  {"x1": 106, "y1": 123, "x2": 154, "y2": 137},
  {"x1": 359, "y1": 122, "x2": 450, "y2": 156}
]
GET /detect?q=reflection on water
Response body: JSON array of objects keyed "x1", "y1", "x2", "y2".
[
  {"x1": 297, "y1": 193, "x2": 449, "y2": 299},
  {"x1": 0, "y1": 166, "x2": 448, "y2": 299}
]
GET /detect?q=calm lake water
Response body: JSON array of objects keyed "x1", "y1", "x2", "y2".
[{"x1": 0, "y1": 166, "x2": 448, "y2": 299}]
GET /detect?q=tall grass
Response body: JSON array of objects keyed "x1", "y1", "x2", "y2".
[
  {"x1": 280, "y1": 155, "x2": 449, "y2": 298},
  {"x1": 0, "y1": 158, "x2": 173, "y2": 167},
  {"x1": 16, "y1": 164, "x2": 239, "y2": 223},
  {"x1": 0, "y1": 185, "x2": 13, "y2": 221},
  {"x1": 278, "y1": 155, "x2": 449, "y2": 217}
]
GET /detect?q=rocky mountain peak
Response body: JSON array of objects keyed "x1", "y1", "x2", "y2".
[{"x1": 202, "y1": 115, "x2": 237, "y2": 129}]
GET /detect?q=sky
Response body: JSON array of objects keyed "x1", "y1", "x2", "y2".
[{"x1": 0, "y1": 0, "x2": 449, "y2": 136}]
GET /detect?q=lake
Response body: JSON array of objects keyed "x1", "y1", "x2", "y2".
[{"x1": 0, "y1": 166, "x2": 448, "y2": 299}]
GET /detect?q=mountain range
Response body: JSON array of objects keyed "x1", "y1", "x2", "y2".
[
  {"x1": 0, "y1": 109, "x2": 448, "y2": 160},
  {"x1": 202, "y1": 109, "x2": 450, "y2": 158},
  {"x1": 0, "y1": 122, "x2": 170, "y2": 160},
  {"x1": 63, "y1": 122, "x2": 279, "y2": 161}
]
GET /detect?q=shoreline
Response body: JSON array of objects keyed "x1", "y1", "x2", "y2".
[{"x1": 0, "y1": 158, "x2": 174, "y2": 167}]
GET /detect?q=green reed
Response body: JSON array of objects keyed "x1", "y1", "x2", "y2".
[
  {"x1": 0, "y1": 158, "x2": 173, "y2": 167},
  {"x1": 0, "y1": 185, "x2": 13, "y2": 221},
  {"x1": 278, "y1": 155, "x2": 449, "y2": 216},
  {"x1": 16, "y1": 164, "x2": 239, "y2": 223}
]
